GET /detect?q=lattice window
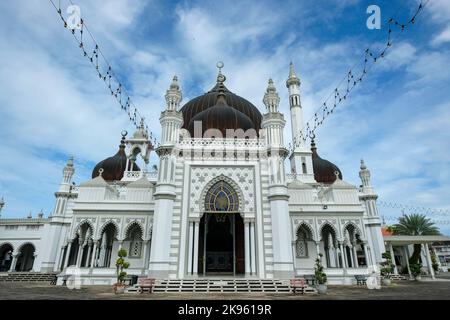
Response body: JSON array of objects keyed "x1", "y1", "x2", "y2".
[
  {"x1": 296, "y1": 225, "x2": 311, "y2": 258},
  {"x1": 205, "y1": 181, "x2": 239, "y2": 212},
  {"x1": 127, "y1": 225, "x2": 142, "y2": 258}
]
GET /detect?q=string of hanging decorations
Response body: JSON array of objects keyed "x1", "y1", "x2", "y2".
[
  {"x1": 378, "y1": 200, "x2": 450, "y2": 217},
  {"x1": 289, "y1": 0, "x2": 430, "y2": 154},
  {"x1": 48, "y1": 0, "x2": 159, "y2": 148}
]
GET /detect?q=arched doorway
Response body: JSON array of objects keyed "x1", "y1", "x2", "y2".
[
  {"x1": 0, "y1": 244, "x2": 13, "y2": 272},
  {"x1": 198, "y1": 180, "x2": 244, "y2": 276},
  {"x1": 97, "y1": 223, "x2": 118, "y2": 268},
  {"x1": 15, "y1": 243, "x2": 35, "y2": 272}
]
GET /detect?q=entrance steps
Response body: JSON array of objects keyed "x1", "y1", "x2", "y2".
[
  {"x1": 0, "y1": 272, "x2": 58, "y2": 283},
  {"x1": 125, "y1": 278, "x2": 317, "y2": 294}
]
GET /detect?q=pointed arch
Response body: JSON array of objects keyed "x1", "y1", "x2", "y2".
[
  {"x1": 342, "y1": 221, "x2": 363, "y2": 241},
  {"x1": 199, "y1": 174, "x2": 244, "y2": 213},
  {"x1": 71, "y1": 219, "x2": 95, "y2": 240},
  {"x1": 97, "y1": 220, "x2": 120, "y2": 240},
  {"x1": 123, "y1": 220, "x2": 145, "y2": 240}
]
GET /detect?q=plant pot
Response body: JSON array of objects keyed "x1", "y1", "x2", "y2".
[
  {"x1": 382, "y1": 278, "x2": 391, "y2": 286},
  {"x1": 113, "y1": 284, "x2": 126, "y2": 294},
  {"x1": 414, "y1": 275, "x2": 421, "y2": 281},
  {"x1": 316, "y1": 284, "x2": 327, "y2": 294}
]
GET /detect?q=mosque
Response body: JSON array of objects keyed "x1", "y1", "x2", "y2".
[{"x1": 0, "y1": 63, "x2": 385, "y2": 285}]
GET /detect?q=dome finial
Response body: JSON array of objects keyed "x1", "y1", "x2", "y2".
[
  {"x1": 216, "y1": 61, "x2": 226, "y2": 85},
  {"x1": 98, "y1": 168, "x2": 104, "y2": 177}
]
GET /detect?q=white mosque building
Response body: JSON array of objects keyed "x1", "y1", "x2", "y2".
[{"x1": 0, "y1": 63, "x2": 385, "y2": 285}]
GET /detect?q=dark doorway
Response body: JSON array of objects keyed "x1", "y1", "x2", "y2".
[{"x1": 198, "y1": 212, "x2": 244, "y2": 275}]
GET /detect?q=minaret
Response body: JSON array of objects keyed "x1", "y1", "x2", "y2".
[
  {"x1": 40, "y1": 156, "x2": 77, "y2": 272},
  {"x1": 160, "y1": 76, "x2": 184, "y2": 145},
  {"x1": 358, "y1": 159, "x2": 385, "y2": 265},
  {"x1": 286, "y1": 62, "x2": 315, "y2": 182},
  {"x1": 53, "y1": 156, "x2": 75, "y2": 216},
  {"x1": 261, "y1": 79, "x2": 294, "y2": 278},
  {"x1": 148, "y1": 76, "x2": 183, "y2": 278}
]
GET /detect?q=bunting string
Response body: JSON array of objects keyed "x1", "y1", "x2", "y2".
[
  {"x1": 289, "y1": 0, "x2": 430, "y2": 153},
  {"x1": 48, "y1": 0, "x2": 159, "y2": 148}
]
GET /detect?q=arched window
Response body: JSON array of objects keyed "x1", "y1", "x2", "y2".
[
  {"x1": 296, "y1": 225, "x2": 311, "y2": 258},
  {"x1": 127, "y1": 225, "x2": 143, "y2": 258},
  {"x1": 205, "y1": 181, "x2": 239, "y2": 212}
]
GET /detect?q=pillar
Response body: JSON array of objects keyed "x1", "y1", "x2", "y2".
[
  {"x1": 339, "y1": 243, "x2": 347, "y2": 269},
  {"x1": 64, "y1": 241, "x2": 73, "y2": 268},
  {"x1": 389, "y1": 243, "x2": 398, "y2": 275},
  {"x1": 424, "y1": 243, "x2": 435, "y2": 279},
  {"x1": 142, "y1": 240, "x2": 150, "y2": 271},
  {"x1": 9, "y1": 253, "x2": 19, "y2": 272},
  {"x1": 86, "y1": 242, "x2": 93, "y2": 268},
  {"x1": 315, "y1": 241, "x2": 321, "y2": 257},
  {"x1": 187, "y1": 221, "x2": 194, "y2": 275},
  {"x1": 250, "y1": 222, "x2": 257, "y2": 275},
  {"x1": 244, "y1": 220, "x2": 250, "y2": 275},
  {"x1": 403, "y1": 245, "x2": 412, "y2": 279},
  {"x1": 57, "y1": 246, "x2": 65, "y2": 271},
  {"x1": 90, "y1": 241, "x2": 98, "y2": 269},
  {"x1": 193, "y1": 220, "x2": 200, "y2": 276},
  {"x1": 76, "y1": 243, "x2": 83, "y2": 268},
  {"x1": 363, "y1": 242, "x2": 370, "y2": 267},
  {"x1": 352, "y1": 244, "x2": 359, "y2": 268}
]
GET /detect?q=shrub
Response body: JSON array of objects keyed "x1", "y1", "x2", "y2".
[
  {"x1": 115, "y1": 248, "x2": 130, "y2": 284},
  {"x1": 314, "y1": 253, "x2": 327, "y2": 284}
]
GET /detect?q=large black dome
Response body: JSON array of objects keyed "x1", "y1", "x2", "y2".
[
  {"x1": 180, "y1": 76, "x2": 262, "y2": 137},
  {"x1": 311, "y1": 140, "x2": 342, "y2": 184},
  {"x1": 92, "y1": 135, "x2": 139, "y2": 181}
]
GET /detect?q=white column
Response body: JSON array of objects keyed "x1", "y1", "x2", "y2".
[
  {"x1": 187, "y1": 221, "x2": 194, "y2": 275},
  {"x1": 90, "y1": 241, "x2": 98, "y2": 269},
  {"x1": 424, "y1": 243, "x2": 435, "y2": 279},
  {"x1": 389, "y1": 243, "x2": 398, "y2": 275},
  {"x1": 86, "y1": 242, "x2": 93, "y2": 268},
  {"x1": 348, "y1": 245, "x2": 355, "y2": 268},
  {"x1": 352, "y1": 245, "x2": 359, "y2": 268},
  {"x1": 57, "y1": 246, "x2": 65, "y2": 271},
  {"x1": 403, "y1": 246, "x2": 412, "y2": 279},
  {"x1": 250, "y1": 222, "x2": 256, "y2": 275},
  {"x1": 9, "y1": 254, "x2": 19, "y2": 272},
  {"x1": 244, "y1": 221, "x2": 250, "y2": 275},
  {"x1": 339, "y1": 243, "x2": 347, "y2": 269},
  {"x1": 362, "y1": 242, "x2": 370, "y2": 267},
  {"x1": 315, "y1": 241, "x2": 321, "y2": 257},
  {"x1": 193, "y1": 220, "x2": 200, "y2": 276},
  {"x1": 76, "y1": 244, "x2": 83, "y2": 268},
  {"x1": 142, "y1": 240, "x2": 150, "y2": 271},
  {"x1": 65, "y1": 241, "x2": 73, "y2": 268}
]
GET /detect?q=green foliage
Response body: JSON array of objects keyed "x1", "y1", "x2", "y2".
[
  {"x1": 115, "y1": 249, "x2": 130, "y2": 284},
  {"x1": 314, "y1": 253, "x2": 327, "y2": 285},
  {"x1": 410, "y1": 262, "x2": 422, "y2": 278},
  {"x1": 380, "y1": 252, "x2": 394, "y2": 278},
  {"x1": 393, "y1": 214, "x2": 440, "y2": 265}
]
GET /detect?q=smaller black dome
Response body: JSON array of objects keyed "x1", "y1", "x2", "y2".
[
  {"x1": 92, "y1": 135, "x2": 139, "y2": 181},
  {"x1": 311, "y1": 140, "x2": 342, "y2": 184},
  {"x1": 187, "y1": 93, "x2": 255, "y2": 137}
]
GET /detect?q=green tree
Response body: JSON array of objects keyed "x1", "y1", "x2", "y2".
[
  {"x1": 115, "y1": 248, "x2": 130, "y2": 284},
  {"x1": 393, "y1": 214, "x2": 440, "y2": 264}
]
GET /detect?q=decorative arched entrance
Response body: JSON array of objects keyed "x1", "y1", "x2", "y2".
[
  {"x1": 198, "y1": 180, "x2": 245, "y2": 276},
  {"x1": 15, "y1": 243, "x2": 36, "y2": 272},
  {"x1": 0, "y1": 244, "x2": 13, "y2": 272}
]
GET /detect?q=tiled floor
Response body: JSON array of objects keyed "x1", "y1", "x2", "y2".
[{"x1": 0, "y1": 280, "x2": 449, "y2": 300}]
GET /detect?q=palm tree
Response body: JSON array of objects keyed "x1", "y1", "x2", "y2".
[{"x1": 393, "y1": 214, "x2": 440, "y2": 264}]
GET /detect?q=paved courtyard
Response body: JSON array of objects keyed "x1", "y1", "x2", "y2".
[{"x1": 0, "y1": 280, "x2": 449, "y2": 300}]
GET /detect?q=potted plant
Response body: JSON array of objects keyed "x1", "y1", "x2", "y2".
[
  {"x1": 314, "y1": 253, "x2": 327, "y2": 294},
  {"x1": 410, "y1": 262, "x2": 422, "y2": 281},
  {"x1": 113, "y1": 248, "x2": 130, "y2": 294},
  {"x1": 380, "y1": 252, "x2": 394, "y2": 285}
]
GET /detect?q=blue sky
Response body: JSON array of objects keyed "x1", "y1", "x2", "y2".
[{"x1": 0, "y1": 0, "x2": 449, "y2": 235}]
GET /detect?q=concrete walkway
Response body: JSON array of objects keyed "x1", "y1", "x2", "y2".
[{"x1": 0, "y1": 280, "x2": 449, "y2": 300}]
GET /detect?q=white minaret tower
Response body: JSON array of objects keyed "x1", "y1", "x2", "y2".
[
  {"x1": 148, "y1": 76, "x2": 183, "y2": 278},
  {"x1": 40, "y1": 156, "x2": 76, "y2": 272},
  {"x1": 359, "y1": 159, "x2": 385, "y2": 265},
  {"x1": 261, "y1": 79, "x2": 294, "y2": 278},
  {"x1": 286, "y1": 62, "x2": 315, "y2": 183}
]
